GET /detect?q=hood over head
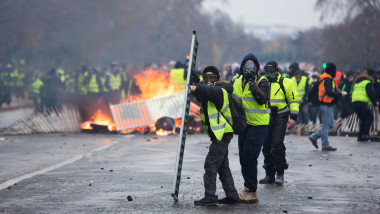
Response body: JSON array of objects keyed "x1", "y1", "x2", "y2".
[{"x1": 239, "y1": 53, "x2": 260, "y2": 75}]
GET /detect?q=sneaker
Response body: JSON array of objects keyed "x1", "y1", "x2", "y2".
[
  {"x1": 309, "y1": 136, "x2": 318, "y2": 149},
  {"x1": 217, "y1": 197, "x2": 240, "y2": 204},
  {"x1": 259, "y1": 175, "x2": 275, "y2": 184},
  {"x1": 274, "y1": 174, "x2": 284, "y2": 186},
  {"x1": 322, "y1": 146, "x2": 337, "y2": 152},
  {"x1": 238, "y1": 187, "x2": 258, "y2": 203},
  {"x1": 194, "y1": 197, "x2": 217, "y2": 206}
]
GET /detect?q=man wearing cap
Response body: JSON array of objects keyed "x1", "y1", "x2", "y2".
[
  {"x1": 309, "y1": 62, "x2": 344, "y2": 151},
  {"x1": 259, "y1": 61, "x2": 299, "y2": 186},
  {"x1": 189, "y1": 66, "x2": 240, "y2": 206}
]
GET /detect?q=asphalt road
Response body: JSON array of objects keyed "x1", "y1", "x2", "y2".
[{"x1": 0, "y1": 133, "x2": 379, "y2": 213}]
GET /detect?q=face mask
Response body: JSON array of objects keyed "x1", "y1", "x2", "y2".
[
  {"x1": 243, "y1": 61, "x2": 256, "y2": 75},
  {"x1": 348, "y1": 77, "x2": 353, "y2": 82},
  {"x1": 264, "y1": 65, "x2": 277, "y2": 82}
]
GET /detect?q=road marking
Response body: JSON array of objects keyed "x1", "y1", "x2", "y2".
[{"x1": 0, "y1": 136, "x2": 133, "y2": 190}]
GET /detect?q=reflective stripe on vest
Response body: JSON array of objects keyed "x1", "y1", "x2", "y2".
[
  {"x1": 30, "y1": 78, "x2": 44, "y2": 94},
  {"x1": 352, "y1": 79, "x2": 371, "y2": 104},
  {"x1": 200, "y1": 88, "x2": 233, "y2": 141},
  {"x1": 170, "y1": 68, "x2": 186, "y2": 89},
  {"x1": 291, "y1": 76, "x2": 307, "y2": 98},
  {"x1": 318, "y1": 73, "x2": 335, "y2": 103},
  {"x1": 233, "y1": 75, "x2": 270, "y2": 126},
  {"x1": 109, "y1": 73, "x2": 122, "y2": 90},
  {"x1": 270, "y1": 74, "x2": 300, "y2": 114},
  {"x1": 88, "y1": 74, "x2": 100, "y2": 93}
]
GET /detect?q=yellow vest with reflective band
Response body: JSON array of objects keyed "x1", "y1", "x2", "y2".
[
  {"x1": 57, "y1": 68, "x2": 65, "y2": 83},
  {"x1": 308, "y1": 78, "x2": 314, "y2": 88},
  {"x1": 65, "y1": 77, "x2": 75, "y2": 94},
  {"x1": 352, "y1": 79, "x2": 372, "y2": 104},
  {"x1": 101, "y1": 77, "x2": 109, "y2": 93},
  {"x1": 291, "y1": 76, "x2": 307, "y2": 98},
  {"x1": 233, "y1": 75, "x2": 270, "y2": 126},
  {"x1": 87, "y1": 74, "x2": 100, "y2": 93},
  {"x1": 200, "y1": 88, "x2": 233, "y2": 141},
  {"x1": 270, "y1": 74, "x2": 300, "y2": 115},
  {"x1": 109, "y1": 73, "x2": 122, "y2": 90},
  {"x1": 170, "y1": 68, "x2": 186, "y2": 90},
  {"x1": 30, "y1": 78, "x2": 44, "y2": 94},
  {"x1": 78, "y1": 72, "x2": 88, "y2": 95}
]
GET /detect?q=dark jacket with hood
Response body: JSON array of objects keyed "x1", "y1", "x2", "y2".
[
  {"x1": 194, "y1": 81, "x2": 233, "y2": 140},
  {"x1": 236, "y1": 53, "x2": 270, "y2": 105},
  {"x1": 352, "y1": 74, "x2": 377, "y2": 107}
]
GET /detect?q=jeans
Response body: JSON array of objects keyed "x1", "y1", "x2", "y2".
[
  {"x1": 238, "y1": 125, "x2": 268, "y2": 192},
  {"x1": 311, "y1": 105, "x2": 319, "y2": 124},
  {"x1": 297, "y1": 103, "x2": 309, "y2": 124},
  {"x1": 311, "y1": 105, "x2": 334, "y2": 148},
  {"x1": 204, "y1": 134, "x2": 238, "y2": 199}
]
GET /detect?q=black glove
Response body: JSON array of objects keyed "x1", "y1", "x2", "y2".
[{"x1": 244, "y1": 70, "x2": 256, "y2": 83}]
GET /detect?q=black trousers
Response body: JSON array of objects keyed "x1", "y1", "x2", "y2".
[
  {"x1": 204, "y1": 134, "x2": 238, "y2": 199},
  {"x1": 352, "y1": 102, "x2": 373, "y2": 138},
  {"x1": 262, "y1": 113, "x2": 289, "y2": 175}
]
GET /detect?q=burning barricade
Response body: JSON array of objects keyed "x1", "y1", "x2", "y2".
[{"x1": 80, "y1": 68, "x2": 202, "y2": 135}]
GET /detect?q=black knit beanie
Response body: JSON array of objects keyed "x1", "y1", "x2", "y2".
[
  {"x1": 203, "y1": 66, "x2": 220, "y2": 80},
  {"x1": 325, "y1": 62, "x2": 336, "y2": 78}
]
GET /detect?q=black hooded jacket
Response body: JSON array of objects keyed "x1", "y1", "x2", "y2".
[
  {"x1": 238, "y1": 53, "x2": 270, "y2": 105},
  {"x1": 352, "y1": 74, "x2": 377, "y2": 107},
  {"x1": 194, "y1": 82, "x2": 233, "y2": 140}
]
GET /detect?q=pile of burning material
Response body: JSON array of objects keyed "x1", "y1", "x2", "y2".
[
  {"x1": 81, "y1": 109, "x2": 117, "y2": 134},
  {"x1": 0, "y1": 105, "x2": 81, "y2": 135},
  {"x1": 80, "y1": 68, "x2": 202, "y2": 135}
]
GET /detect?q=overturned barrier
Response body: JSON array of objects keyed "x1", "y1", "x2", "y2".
[
  {"x1": 287, "y1": 113, "x2": 379, "y2": 136},
  {"x1": 0, "y1": 105, "x2": 81, "y2": 135}
]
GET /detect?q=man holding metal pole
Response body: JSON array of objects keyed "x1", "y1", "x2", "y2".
[{"x1": 189, "y1": 66, "x2": 240, "y2": 206}]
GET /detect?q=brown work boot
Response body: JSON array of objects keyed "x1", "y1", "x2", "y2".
[
  {"x1": 322, "y1": 146, "x2": 337, "y2": 152},
  {"x1": 238, "y1": 187, "x2": 258, "y2": 203}
]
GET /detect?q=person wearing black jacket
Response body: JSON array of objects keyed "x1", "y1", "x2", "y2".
[
  {"x1": 351, "y1": 68, "x2": 379, "y2": 141},
  {"x1": 338, "y1": 71, "x2": 355, "y2": 118},
  {"x1": 190, "y1": 66, "x2": 240, "y2": 206},
  {"x1": 309, "y1": 62, "x2": 344, "y2": 151}
]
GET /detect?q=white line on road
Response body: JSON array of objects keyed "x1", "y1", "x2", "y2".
[{"x1": 0, "y1": 136, "x2": 132, "y2": 190}]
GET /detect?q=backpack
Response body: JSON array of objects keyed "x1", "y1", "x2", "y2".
[
  {"x1": 218, "y1": 93, "x2": 247, "y2": 134},
  {"x1": 307, "y1": 79, "x2": 322, "y2": 105}
]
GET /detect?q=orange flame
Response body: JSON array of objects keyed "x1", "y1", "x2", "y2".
[
  {"x1": 156, "y1": 128, "x2": 169, "y2": 136},
  {"x1": 123, "y1": 68, "x2": 182, "y2": 103},
  {"x1": 81, "y1": 109, "x2": 116, "y2": 131}
]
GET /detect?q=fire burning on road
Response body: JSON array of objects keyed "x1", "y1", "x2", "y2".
[{"x1": 81, "y1": 68, "x2": 189, "y2": 135}]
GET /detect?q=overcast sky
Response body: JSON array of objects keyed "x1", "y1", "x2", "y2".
[{"x1": 202, "y1": 0, "x2": 328, "y2": 29}]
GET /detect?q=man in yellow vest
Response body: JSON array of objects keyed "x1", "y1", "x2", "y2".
[
  {"x1": 309, "y1": 63, "x2": 344, "y2": 151},
  {"x1": 29, "y1": 73, "x2": 44, "y2": 112},
  {"x1": 352, "y1": 68, "x2": 379, "y2": 141},
  {"x1": 189, "y1": 66, "x2": 239, "y2": 206},
  {"x1": 232, "y1": 53, "x2": 270, "y2": 203},
  {"x1": 170, "y1": 61, "x2": 186, "y2": 90},
  {"x1": 291, "y1": 70, "x2": 309, "y2": 124},
  {"x1": 105, "y1": 61, "x2": 123, "y2": 104},
  {"x1": 259, "y1": 61, "x2": 299, "y2": 186},
  {"x1": 84, "y1": 67, "x2": 102, "y2": 102}
]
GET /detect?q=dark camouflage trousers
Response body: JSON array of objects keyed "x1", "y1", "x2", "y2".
[{"x1": 204, "y1": 134, "x2": 239, "y2": 199}]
